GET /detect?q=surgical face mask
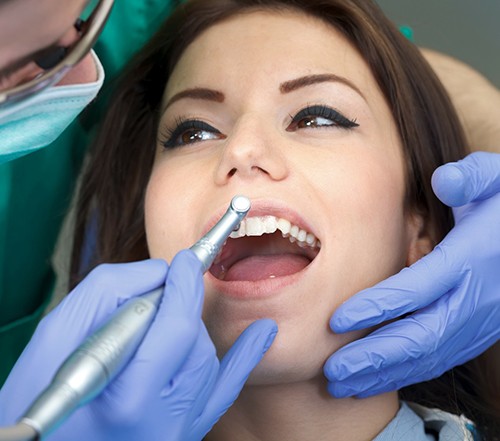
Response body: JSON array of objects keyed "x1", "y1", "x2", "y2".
[{"x1": 0, "y1": 50, "x2": 104, "y2": 164}]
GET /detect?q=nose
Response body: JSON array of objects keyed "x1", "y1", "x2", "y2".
[{"x1": 214, "y1": 117, "x2": 288, "y2": 185}]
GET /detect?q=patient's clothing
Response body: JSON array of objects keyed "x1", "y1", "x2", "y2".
[{"x1": 374, "y1": 401, "x2": 478, "y2": 441}]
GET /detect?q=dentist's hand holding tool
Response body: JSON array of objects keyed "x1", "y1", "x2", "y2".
[
  {"x1": 0, "y1": 197, "x2": 278, "y2": 441},
  {"x1": 0, "y1": 256, "x2": 277, "y2": 441},
  {"x1": 325, "y1": 152, "x2": 500, "y2": 397}
]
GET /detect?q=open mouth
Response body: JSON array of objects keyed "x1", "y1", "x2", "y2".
[{"x1": 210, "y1": 215, "x2": 321, "y2": 282}]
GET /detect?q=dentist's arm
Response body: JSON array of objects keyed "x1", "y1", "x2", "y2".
[
  {"x1": 0, "y1": 252, "x2": 276, "y2": 440},
  {"x1": 324, "y1": 52, "x2": 500, "y2": 397}
]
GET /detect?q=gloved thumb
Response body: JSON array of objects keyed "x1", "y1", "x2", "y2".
[
  {"x1": 431, "y1": 151, "x2": 500, "y2": 207},
  {"x1": 189, "y1": 318, "x2": 278, "y2": 440}
]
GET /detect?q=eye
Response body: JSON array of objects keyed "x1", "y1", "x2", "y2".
[
  {"x1": 161, "y1": 119, "x2": 226, "y2": 149},
  {"x1": 287, "y1": 105, "x2": 359, "y2": 131}
]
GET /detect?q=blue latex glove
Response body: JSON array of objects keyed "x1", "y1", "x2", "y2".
[
  {"x1": 0, "y1": 250, "x2": 277, "y2": 440},
  {"x1": 325, "y1": 151, "x2": 500, "y2": 398}
]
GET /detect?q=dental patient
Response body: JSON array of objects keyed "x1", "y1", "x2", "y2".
[{"x1": 70, "y1": 0, "x2": 498, "y2": 439}]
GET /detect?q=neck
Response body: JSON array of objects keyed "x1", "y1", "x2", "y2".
[{"x1": 206, "y1": 377, "x2": 399, "y2": 441}]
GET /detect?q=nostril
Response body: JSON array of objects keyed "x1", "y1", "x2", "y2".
[
  {"x1": 228, "y1": 168, "x2": 237, "y2": 177},
  {"x1": 255, "y1": 166, "x2": 269, "y2": 175}
]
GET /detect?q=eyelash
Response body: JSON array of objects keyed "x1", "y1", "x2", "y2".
[
  {"x1": 160, "y1": 118, "x2": 225, "y2": 149},
  {"x1": 160, "y1": 105, "x2": 359, "y2": 149},
  {"x1": 287, "y1": 105, "x2": 359, "y2": 131}
]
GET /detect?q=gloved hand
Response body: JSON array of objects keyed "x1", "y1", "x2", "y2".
[
  {"x1": 0, "y1": 250, "x2": 277, "y2": 440},
  {"x1": 324, "y1": 151, "x2": 500, "y2": 398}
]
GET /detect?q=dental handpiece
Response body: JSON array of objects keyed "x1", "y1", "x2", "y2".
[{"x1": 16, "y1": 195, "x2": 251, "y2": 440}]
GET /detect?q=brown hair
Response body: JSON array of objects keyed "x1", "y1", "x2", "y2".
[{"x1": 70, "y1": 0, "x2": 497, "y2": 437}]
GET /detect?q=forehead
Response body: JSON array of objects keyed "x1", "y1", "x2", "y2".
[{"x1": 165, "y1": 9, "x2": 378, "y2": 102}]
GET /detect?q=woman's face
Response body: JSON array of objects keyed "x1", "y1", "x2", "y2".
[{"x1": 145, "y1": 10, "x2": 429, "y2": 384}]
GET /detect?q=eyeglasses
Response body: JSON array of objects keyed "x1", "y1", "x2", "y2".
[{"x1": 0, "y1": 0, "x2": 114, "y2": 107}]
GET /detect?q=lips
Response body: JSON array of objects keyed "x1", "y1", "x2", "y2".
[{"x1": 206, "y1": 201, "x2": 321, "y2": 284}]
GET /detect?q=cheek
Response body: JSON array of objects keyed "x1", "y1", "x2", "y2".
[
  {"x1": 144, "y1": 166, "x2": 192, "y2": 261},
  {"x1": 313, "y1": 151, "x2": 409, "y2": 291},
  {"x1": 359, "y1": 162, "x2": 409, "y2": 261},
  {"x1": 350, "y1": 169, "x2": 407, "y2": 249}
]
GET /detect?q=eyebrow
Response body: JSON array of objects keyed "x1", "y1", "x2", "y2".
[
  {"x1": 280, "y1": 74, "x2": 366, "y2": 100},
  {"x1": 162, "y1": 73, "x2": 366, "y2": 113},
  {"x1": 164, "y1": 88, "x2": 225, "y2": 111}
]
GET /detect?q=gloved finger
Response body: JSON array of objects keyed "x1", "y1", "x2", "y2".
[
  {"x1": 327, "y1": 356, "x2": 440, "y2": 398},
  {"x1": 452, "y1": 189, "x2": 500, "y2": 227},
  {"x1": 46, "y1": 259, "x2": 169, "y2": 337},
  {"x1": 331, "y1": 246, "x2": 462, "y2": 333},
  {"x1": 189, "y1": 318, "x2": 278, "y2": 440},
  {"x1": 161, "y1": 322, "x2": 219, "y2": 425},
  {"x1": 343, "y1": 336, "x2": 499, "y2": 399},
  {"x1": 96, "y1": 320, "x2": 217, "y2": 431},
  {"x1": 156, "y1": 250, "x2": 204, "y2": 322},
  {"x1": 328, "y1": 372, "x2": 400, "y2": 398},
  {"x1": 325, "y1": 291, "x2": 465, "y2": 382},
  {"x1": 431, "y1": 151, "x2": 500, "y2": 207},
  {"x1": 117, "y1": 250, "x2": 204, "y2": 393}
]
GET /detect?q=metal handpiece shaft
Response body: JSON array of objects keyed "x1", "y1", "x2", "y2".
[
  {"x1": 20, "y1": 196, "x2": 250, "y2": 438},
  {"x1": 190, "y1": 195, "x2": 251, "y2": 272}
]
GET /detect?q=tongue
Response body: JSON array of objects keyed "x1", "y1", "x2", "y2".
[{"x1": 224, "y1": 254, "x2": 310, "y2": 282}]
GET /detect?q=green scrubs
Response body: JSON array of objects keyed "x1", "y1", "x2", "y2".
[{"x1": 0, "y1": 0, "x2": 178, "y2": 386}]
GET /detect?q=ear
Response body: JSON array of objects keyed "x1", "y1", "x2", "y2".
[{"x1": 405, "y1": 212, "x2": 435, "y2": 266}]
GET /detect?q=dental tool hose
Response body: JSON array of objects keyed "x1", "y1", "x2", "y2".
[{"x1": 0, "y1": 196, "x2": 251, "y2": 441}]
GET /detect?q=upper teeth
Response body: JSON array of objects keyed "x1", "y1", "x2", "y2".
[{"x1": 230, "y1": 216, "x2": 320, "y2": 249}]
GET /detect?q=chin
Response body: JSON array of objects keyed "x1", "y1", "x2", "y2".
[
  {"x1": 244, "y1": 343, "x2": 326, "y2": 386},
  {"x1": 203, "y1": 305, "x2": 363, "y2": 387}
]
